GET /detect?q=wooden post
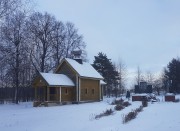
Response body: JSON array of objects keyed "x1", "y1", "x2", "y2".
[
  {"x1": 101, "y1": 85, "x2": 103, "y2": 100},
  {"x1": 79, "y1": 78, "x2": 81, "y2": 102},
  {"x1": 76, "y1": 75, "x2": 78, "y2": 102},
  {"x1": 43, "y1": 86, "x2": 46, "y2": 102},
  {"x1": 99, "y1": 81, "x2": 101, "y2": 101},
  {"x1": 47, "y1": 87, "x2": 49, "y2": 101},
  {"x1": 35, "y1": 87, "x2": 37, "y2": 101},
  {"x1": 59, "y1": 87, "x2": 61, "y2": 102}
]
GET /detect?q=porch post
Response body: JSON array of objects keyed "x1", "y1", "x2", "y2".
[
  {"x1": 79, "y1": 78, "x2": 81, "y2": 102},
  {"x1": 35, "y1": 87, "x2": 37, "y2": 101},
  {"x1": 47, "y1": 87, "x2": 49, "y2": 101},
  {"x1": 101, "y1": 85, "x2": 103, "y2": 100},
  {"x1": 76, "y1": 75, "x2": 78, "y2": 102},
  {"x1": 99, "y1": 81, "x2": 101, "y2": 101},
  {"x1": 43, "y1": 86, "x2": 46, "y2": 101},
  {"x1": 59, "y1": 87, "x2": 61, "y2": 102}
]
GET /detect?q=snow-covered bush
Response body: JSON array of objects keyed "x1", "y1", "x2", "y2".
[
  {"x1": 114, "y1": 105, "x2": 124, "y2": 111},
  {"x1": 111, "y1": 98, "x2": 131, "y2": 107},
  {"x1": 122, "y1": 105, "x2": 144, "y2": 124},
  {"x1": 95, "y1": 109, "x2": 114, "y2": 119},
  {"x1": 104, "y1": 108, "x2": 114, "y2": 115},
  {"x1": 111, "y1": 98, "x2": 124, "y2": 105},
  {"x1": 122, "y1": 101, "x2": 131, "y2": 107},
  {"x1": 135, "y1": 105, "x2": 143, "y2": 112},
  {"x1": 142, "y1": 100, "x2": 148, "y2": 107},
  {"x1": 122, "y1": 110, "x2": 137, "y2": 123},
  {"x1": 112, "y1": 99, "x2": 131, "y2": 111}
]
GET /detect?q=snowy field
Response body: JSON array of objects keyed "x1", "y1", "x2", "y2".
[{"x1": 0, "y1": 96, "x2": 180, "y2": 131}]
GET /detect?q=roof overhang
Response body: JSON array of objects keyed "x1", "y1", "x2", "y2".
[
  {"x1": 39, "y1": 72, "x2": 75, "y2": 87},
  {"x1": 100, "y1": 80, "x2": 106, "y2": 85},
  {"x1": 80, "y1": 76, "x2": 104, "y2": 80}
]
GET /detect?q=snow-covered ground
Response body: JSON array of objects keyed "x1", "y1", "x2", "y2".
[{"x1": 0, "y1": 96, "x2": 180, "y2": 131}]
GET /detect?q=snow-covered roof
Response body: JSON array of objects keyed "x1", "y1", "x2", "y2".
[
  {"x1": 40, "y1": 72, "x2": 75, "y2": 86},
  {"x1": 100, "y1": 80, "x2": 106, "y2": 85},
  {"x1": 165, "y1": 93, "x2": 175, "y2": 96},
  {"x1": 65, "y1": 58, "x2": 103, "y2": 79}
]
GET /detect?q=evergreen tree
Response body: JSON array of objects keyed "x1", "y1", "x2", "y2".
[
  {"x1": 165, "y1": 58, "x2": 180, "y2": 93},
  {"x1": 92, "y1": 52, "x2": 119, "y2": 97}
]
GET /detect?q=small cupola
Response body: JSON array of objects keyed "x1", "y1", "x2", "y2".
[{"x1": 71, "y1": 48, "x2": 83, "y2": 64}]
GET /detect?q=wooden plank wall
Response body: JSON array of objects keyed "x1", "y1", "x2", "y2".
[{"x1": 80, "y1": 78, "x2": 100, "y2": 101}]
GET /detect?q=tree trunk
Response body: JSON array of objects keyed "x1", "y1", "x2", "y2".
[{"x1": 15, "y1": 46, "x2": 19, "y2": 104}]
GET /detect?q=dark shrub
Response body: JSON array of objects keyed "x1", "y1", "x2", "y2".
[
  {"x1": 174, "y1": 99, "x2": 180, "y2": 103},
  {"x1": 122, "y1": 101, "x2": 131, "y2": 107},
  {"x1": 114, "y1": 105, "x2": 124, "y2": 111},
  {"x1": 142, "y1": 100, "x2": 148, "y2": 107},
  {"x1": 127, "y1": 111, "x2": 137, "y2": 119},
  {"x1": 95, "y1": 109, "x2": 114, "y2": 119},
  {"x1": 104, "y1": 109, "x2": 114, "y2": 115},
  {"x1": 123, "y1": 111, "x2": 137, "y2": 123},
  {"x1": 111, "y1": 98, "x2": 124, "y2": 105},
  {"x1": 135, "y1": 105, "x2": 143, "y2": 112},
  {"x1": 122, "y1": 105, "x2": 144, "y2": 124},
  {"x1": 95, "y1": 114, "x2": 102, "y2": 119}
]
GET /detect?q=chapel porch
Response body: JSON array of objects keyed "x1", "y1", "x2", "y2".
[
  {"x1": 33, "y1": 86, "x2": 76, "y2": 107},
  {"x1": 32, "y1": 73, "x2": 75, "y2": 107}
]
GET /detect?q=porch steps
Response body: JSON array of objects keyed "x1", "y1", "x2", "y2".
[{"x1": 47, "y1": 102, "x2": 62, "y2": 107}]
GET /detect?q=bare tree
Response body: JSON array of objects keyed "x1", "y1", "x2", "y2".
[
  {"x1": 50, "y1": 21, "x2": 87, "y2": 70},
  {"x1": 116, "y1": 59, "x2": 127, "y2": 96},
  {"x1": 0, "y1": 0, "x2": 22, "y2": 20},
  {"x1": 135, "y1": 66, "x2": 144, "y2": 86},
  {"x1": 153, "y1": 78, "x2": 162, "y2": 95},
  {"x1": 0, "y1": 11, "x2": 27, "y2": 103},
  {"x1": 161, "y1": 68, "x2": 169, "y2": 93},
  {"x1": 145, "y1": 71, "x2": 154, "y2": 84},
  {"x1": 64, "y1": 22, "x2": 86, "y2": 59},
  {"x1": 52, "y1": 21, "x2": 66, "y2": 68},
  {"x1": 26, "y1": 12, "x2": 56, "y2": 72},
  {"x1": 0, "y1": 58, "x2": 7, "y2": 88}
]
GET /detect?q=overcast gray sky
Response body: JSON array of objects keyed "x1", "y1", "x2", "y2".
[{"x1": 36, "y1": 0, "x2": 180, "y2": 86}]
